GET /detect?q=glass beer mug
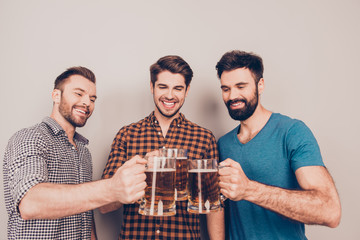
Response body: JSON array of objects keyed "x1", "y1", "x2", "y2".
[
  {"x1": 138, "y1": 156, "x2": 176, "y2": 216},
  {"x1": 159, "y1": 148, "x2": 188, "y2": 201},
  {"x1": 187, "y1": 159, "x2": 225, "y2": 214}
]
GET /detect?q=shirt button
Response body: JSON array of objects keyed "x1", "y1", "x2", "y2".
[
  {"x1": 155, "y1": 120, "x2": 158, "y2": 124},
  {"x1": 156, "y1": 230, "x2": 160, "y2": 234},
  {"x1": 158, "y1": 132, "x2": 161, "y2": 135},
  {"x1": 177, "y1": 124, "x2": 180, "y2": 127},
  {"x1": 71, "y1": 146, "x2": 75, "y2": 150}
]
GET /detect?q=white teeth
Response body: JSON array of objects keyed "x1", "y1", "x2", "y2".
[
  {"x1": 163, "y1": 101, "x2": 175, "y2": 106},
  {"x1": 75, "y1": 109, "x2": 86, "y2": 114},
  {"x1": 232, "y1": 103, "x2": 241, "y2": 106}
]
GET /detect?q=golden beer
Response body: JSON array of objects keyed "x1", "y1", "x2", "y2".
[
  {"x1": 139, "y1": 168, "x2": 176, "y2": 216},
  {"x1": 176, "y1": 156, "x2": 188, "y2": 200},
  {"x1": 187, "y1": 168, "x2": 221, "y2": 213}
]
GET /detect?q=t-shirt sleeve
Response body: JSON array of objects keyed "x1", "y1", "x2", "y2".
[
  {"x1": 286, "y1": 120, "x2": 325, "y2": 171},
  {"x1": 101, "y1": 127, "x2": 128, "y2": 179},
  {"x1": 5, "y1": 130, "x2": 48, "y2": 213}
]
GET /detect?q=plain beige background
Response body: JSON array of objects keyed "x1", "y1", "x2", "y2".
[{"x1": 1, "y1": 0, "x2": 359, "y2": 239}]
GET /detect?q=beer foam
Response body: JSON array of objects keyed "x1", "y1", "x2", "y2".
[
  {"x1": 188, "y1": 169, "x2": 218, "y2": 173},
  {"x1": 146, "y1": 168, "x2": 176, "y2": 172}
]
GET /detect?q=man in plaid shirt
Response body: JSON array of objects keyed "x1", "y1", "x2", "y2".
[
  {"x1": 100, "y1": 55, "x2": 225, "y2": 239},
  {"x1": 3, "y1": 67, "x2": 147, "y2": 239}
]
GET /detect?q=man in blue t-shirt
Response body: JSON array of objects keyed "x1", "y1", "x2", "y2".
[{"x1": 215, "y1": 50, "x2": 341, "y2": 239}]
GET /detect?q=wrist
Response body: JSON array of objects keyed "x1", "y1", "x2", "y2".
[
  {"x1": 243, "y1": 180, "x2": 258, "y2": 202},
  {"x1": 102, "y1": 178, "x2": 116, "y2": 204}
]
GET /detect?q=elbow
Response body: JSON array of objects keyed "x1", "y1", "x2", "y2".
[
  {"x1": 326, "y1": 207, "x2": 341, "y2": 228},
  {"x1": 324, "y1": 202, "x2": 342, "y2": 228},
  {"x1": 99, "y1": 206, "x2": 110, "y2": 214},
  {"x1": 18, "y1": 199, "x2": 37, "y2": 220}
]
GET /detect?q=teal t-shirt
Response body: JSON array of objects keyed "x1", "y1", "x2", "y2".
[{"x1": 218, "y1": 113, "x2": 324, "y2": 240}]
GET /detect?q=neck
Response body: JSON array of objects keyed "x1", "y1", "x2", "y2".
[
  {"x1": 50, "y1": 110, "x2": 76, "y2": 146},
  {"x1": 238, "y1": 104, "x2": 272, "y2": 143},
  {"x1": 154, "y1": 109, "x2": 179, "y2": 137}
]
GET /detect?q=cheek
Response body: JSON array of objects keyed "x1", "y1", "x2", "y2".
[{"x1": 222, "y1": 92, "x2": 229, "y2": 101}]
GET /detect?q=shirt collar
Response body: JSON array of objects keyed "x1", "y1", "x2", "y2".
[
  {"x1": 147, "y1": 111, "x2": 185, "y2": 126},
  {"x1": 42, "y1": 117, "x2": 89, "y2": 145}
]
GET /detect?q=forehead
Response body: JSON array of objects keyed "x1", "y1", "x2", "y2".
[
  {"x1": 63, "y1": 75, "x2": 96, "y2": 94},
  {"x1": 220, "y1": 68, "x2": 256, "y2": 85},
  {"x1": 156, "y1": 70, "x2": 186, "y2": 86}
]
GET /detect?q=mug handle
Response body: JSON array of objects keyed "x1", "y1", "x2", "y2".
[{"x1": 218, "y1": 165, "x2": 229, "y2": 208}]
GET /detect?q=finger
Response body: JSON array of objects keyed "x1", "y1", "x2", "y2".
[
  {"x1": 122, "y1": 155, "x2": 140, "y2": 168},
  {"x1": 219, "y1": 175, "x2": 233, "y2": 184},
  {"x1": 132, "y1": 190, "x2": 145, "y2": 203},
  {"x1": 126, "y1": 163, "x2": 146, "y2": 174},
  {"x1": 145, "y1": 150, "x2": 160, "y2": 157},
  {"x1": 220, "y1": 188, "x2": 230, "y2": 199},
  {"x1": 128, "y1": 172, "x2": 147, "y2": 184},
  {"x1": 220, "y1": 158, "x2": 241, "y2": 168},
  {"x1": 219, "y1": 165, "x2": 238, "y2": 176},
  {"x1": 132, "y1": 181, "x2": 147, "y2": 193},
  {"x1": 136, "y1": 157, "x2": 147, "y2": 165}
]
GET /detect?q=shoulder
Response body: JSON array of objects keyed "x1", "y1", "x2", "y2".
[
  {"x1": 5, "y1": 122, "x2": 49, "y2": 153},
  {"x1": 218, "y1": 125, "x2": 239, "y2": 145},
  {"x1": 182, "y1": 118, "x2": 215, "y2": 138},
  {"x1": 271, "y1": 113, "x2": 318, "y2": 145},
  {"x1": 270, "y1": 113, "x2": 309, "y2": 133},
  {"x1": 112, "y1": 117, "x2": 148, "y2": 139}
]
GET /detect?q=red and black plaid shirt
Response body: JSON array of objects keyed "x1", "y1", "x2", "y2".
[{"x1": 102, "y1": 112, "x2": 218, "y2": 239}]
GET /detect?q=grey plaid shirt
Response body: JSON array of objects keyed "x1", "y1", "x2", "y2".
[{"x1": 3, "y1": 117, "x2": 93, "y2": 240}]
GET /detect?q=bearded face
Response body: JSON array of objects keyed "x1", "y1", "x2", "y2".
[{"x1": 225, "y1": 86, "x2": 258, "y2": 121}]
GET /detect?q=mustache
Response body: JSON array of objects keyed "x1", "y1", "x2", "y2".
[{"x1": 226, "y1": 98, "x2": 247, "y2": 108}]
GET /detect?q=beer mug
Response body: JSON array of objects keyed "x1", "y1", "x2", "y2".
[
  {"x1": 159, "y1": 148, "x2": 188, "y2": 201},
  {"x1": 187, "y1": 159, "x2": 224, "y2": 214},
  {"x1": 138, "y1": 156, "x2": 176, "y2": 216}
]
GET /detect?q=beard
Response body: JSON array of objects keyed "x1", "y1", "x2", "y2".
[
  {"x1": 154, "y1": 96, "x2": 184, "y2": 119},
  {"x1": 226, "y1": 87, "x2": 259, "y2": 121},
  {"x1": 155, "y1": 104, "x2": 181, "y2": 119},
  {"x1": 59, "y1": 98, "x2": 89, "y2": 128},
  {"x1": 154, "y1": 100, "x2": 183, "y2": 119}
]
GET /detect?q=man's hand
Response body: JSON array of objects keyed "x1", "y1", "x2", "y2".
[
  {"x1": 218, "y1": 158, "x2": 250, "y2": 201},
  {"x1": 109, "y1": 155, "x2": 147, "y2": 204}
]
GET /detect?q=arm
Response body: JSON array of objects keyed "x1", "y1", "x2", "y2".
[
  {"x1": 205, "y1": 133, "x2": 225, "y2": 239},
  {"x1": 19, "y1": 156, "x2": 146, "y2": 220},
  {"x1": 219, "y1": 159, "x2": 341, "y2": 228},
  {"x1": 99, "y1": 149, "x2": 160, "y2": 214},
  {"x1": 206, "y1": 210, "x2": 225, "y2": 240}
]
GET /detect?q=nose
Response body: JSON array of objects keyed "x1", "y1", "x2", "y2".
[
  {"x1": 165, "y1": 89, "x2": 174, "y2": 99},
  {"x1": 82, "y1": 95, "x2": 91, "y2": 106},
  {"x1": 228, "y1": 88, "x2": 239, "y2": 101}
]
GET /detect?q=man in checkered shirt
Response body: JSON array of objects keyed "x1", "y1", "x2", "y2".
[
  {"x1": 3, "y1": 67, "x2": 147, "y2": 239},
  {"x1": 100, "y1": 56, "x2": 225, "y2": 239}
]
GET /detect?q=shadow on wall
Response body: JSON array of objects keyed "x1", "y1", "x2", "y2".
[{"x1": 185, "y1": 87, "x2": 237, "y2": 140}]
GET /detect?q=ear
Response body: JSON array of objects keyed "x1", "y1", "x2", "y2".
[
  {"x1": 258, "y1": 78, "x2": 265, "y2": 95},
  {"x1": 52, "y1": 89, "x2": 61, "y2": 104},
  {"x1": 150, "y1": 82, "x2": 154, "y2": 95},
  {"x1": 185, "y1": 84, "x2": 191, "y2": 97}
]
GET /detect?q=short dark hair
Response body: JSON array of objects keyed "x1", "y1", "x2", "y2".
[
  {"x1": 216, "y1": 50, "x2": 264, "y2": 84},
  {"x1": 150, "y1": 55, "x2": 193, "y2": 88},
  {"x1": 54, "y1": 66, "x2": 96, "y2": 90}
]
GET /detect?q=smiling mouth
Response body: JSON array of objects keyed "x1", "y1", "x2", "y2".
[
  {"x1": 74, "y1": 107, "x2": 89, "y2": 116},
  {"x1": 162, "y1": 100, "x2": 176, "y2": 109},
  {"x1": 228, "y1": 100, "x2": 246, "y2": 109}
]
